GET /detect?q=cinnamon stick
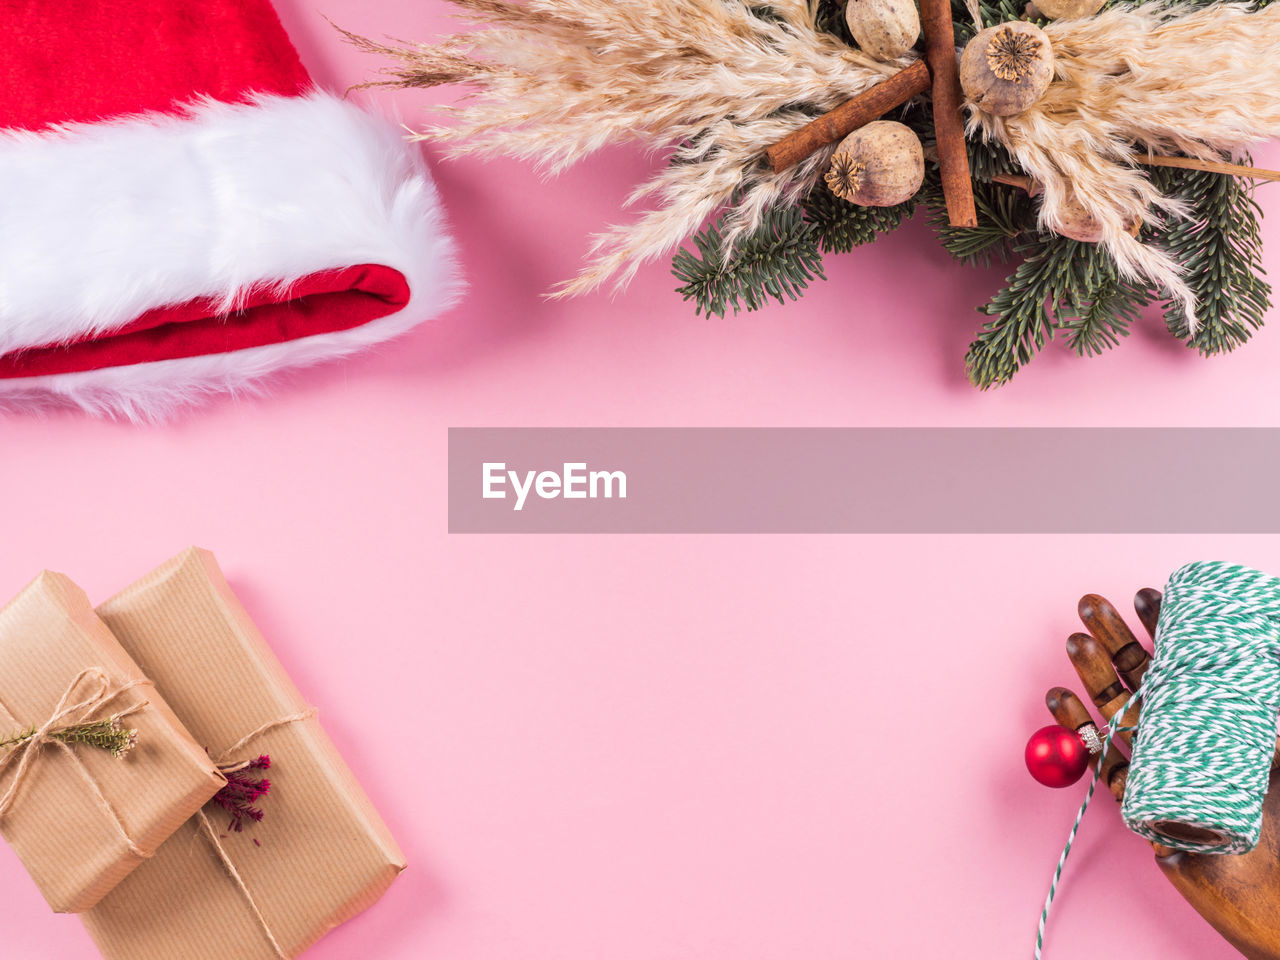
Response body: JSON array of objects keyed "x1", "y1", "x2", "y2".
[
  {"x1": 993, "y1": 158, "x2": 1280, "y2": 191},
  {"x1": 765, "y1": 59, "x2": 931, "y2": 174},
  {"x1": 991, "y1": 172, "x2": 1038, "y2": 195},
  {"x1": 919, "y1": 0, "x2": 976, "y2": 227}
]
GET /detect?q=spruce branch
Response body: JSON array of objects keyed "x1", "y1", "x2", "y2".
[
  {"x1": 1061, "y1": 270, "x2": 1152, "y2": 357},
  {"x1": 813, "y1": 0, "x2": 856, "y2": 46},
  {"x1": 924, "y1": 175, "x2": 1032, "y2": 266},
  {"x1": 1150, "y1": 166, "x2": 1272, "y2": 355},
  {"x1": 965, "y1": 238, "x2": 1150, "y2": 387},
  {"x1": 672, "y1": 205, "x2": 826, "y2": 317},
  {"x1": 951, "y1": 0, "x2": 1028, "y2": 45},
  {"x1": 966, "y1": 237, "x2": 1071, "y2": 388},
  {"x1": 964, "y1": 137, "x2": 1021, "y2": 186},
  {"x1": 0, "y1": 727, "x2": 39, "y2": 751},
  {"x1": 802, "y1": 181, "x2": 915, "y2": 254}
]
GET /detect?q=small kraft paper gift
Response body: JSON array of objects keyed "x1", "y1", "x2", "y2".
[
  {"x1": 0, "y1": 572, "x2": 224, "y2": 913},
  {"x1": 82, "y1": 548, "x2": 406, "y2": 960}
]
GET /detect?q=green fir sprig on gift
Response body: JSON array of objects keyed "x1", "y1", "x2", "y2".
[
  {"x1": 667, "y1": 0, "x2": 1275, "y2": 384},
  {"x1": 0, "y1": 719, "x2": 138, "y2": 758}
]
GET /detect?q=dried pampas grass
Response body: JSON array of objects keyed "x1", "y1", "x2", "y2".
[
  {"x1": 970, "y1": 2, "x2": 1280, "y2": 329},
  {"x1": 343, "y1": 0, "x2": 920, "y2": 296},
  {"x1": 351, "y1": 0, "x2": 1280, "y2": 330}
]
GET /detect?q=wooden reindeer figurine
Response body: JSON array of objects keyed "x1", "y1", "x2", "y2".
[{"x1": 1046, "y1": 591, "x2": 1280, "y2": 960}]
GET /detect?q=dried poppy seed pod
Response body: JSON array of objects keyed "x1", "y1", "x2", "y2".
[
  {"x1": 960, "y1": 22, "x2": 1053, "y2": 117},
  {"x1": 1033, "y1": 0, "x2": 1105, "y2": 20},
  {"x1": 1050, "y1": 193, "x2": 1105, "y2": 242},
  {"x1": 1047, "y1": 192, "x2": 1141, "y2": 242},
  {"x1": 845, "y1": 0, "x2": 921, "y2": 62},
  {"x1": 824, "y1": 120, "x2": 924, "y2": 207}
]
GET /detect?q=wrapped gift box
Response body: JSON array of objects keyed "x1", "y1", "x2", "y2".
[
  {"x1": 82, "y1": 548, "x2": 406, "y2": 959},
  {"x1": 0, "y1": 572, "x2": 224, "y2": 912}
]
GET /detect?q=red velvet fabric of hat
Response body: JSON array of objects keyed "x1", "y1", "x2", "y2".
[{"x1": 0, "y1": 0, "x2": 460, "y2": 420}]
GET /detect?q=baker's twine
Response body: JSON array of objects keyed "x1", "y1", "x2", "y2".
[
  {"x1": 196, "y1": 706, "x2": 318, "y2": 959},
  {"x1": 1035, "y1": 560, "x2": 1280, "y2": 958},
  {"x1": 0, "y1": 668, "x2": 152, "y2": 856}
]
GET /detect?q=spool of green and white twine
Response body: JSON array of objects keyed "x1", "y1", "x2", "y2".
[
  {"x1": 1036, "y1": 560, "x2": 1280, "y2": 959},
  {"x1": 1123, "y1": 560, "x2": 1280, "y2": 851}
]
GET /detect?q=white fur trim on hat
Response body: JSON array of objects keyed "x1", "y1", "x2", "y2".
[{"x1": 0, "y1": 92, "x2": 462, "y2": 421}]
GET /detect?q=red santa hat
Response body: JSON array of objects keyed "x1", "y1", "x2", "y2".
[{"x1": 0, "y1": 0, "x2": 461, "y2": 421}]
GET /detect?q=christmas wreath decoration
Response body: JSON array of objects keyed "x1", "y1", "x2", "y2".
[{"x1": 347, "y1": 0, "x2": 1279, "y2": 386}]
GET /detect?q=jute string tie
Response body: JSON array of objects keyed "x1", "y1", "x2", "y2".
[
  {"x1": 1035, "y1": 560, "x2": 1280, "y2": 958},
  {"x1": 196, "y1": 706, "x2": 318, "y2": 959},
  {"x1": 0, "y1": 668, "x2": 152, "y2": 856}
]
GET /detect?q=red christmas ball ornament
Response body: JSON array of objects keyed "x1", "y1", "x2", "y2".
[{"x1": 1025, "y1": 724, "x2": 1091, "y2": 788}]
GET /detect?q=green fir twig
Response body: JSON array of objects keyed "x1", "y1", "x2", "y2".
[
  {"x1": 0, "y1": 719, "x2": 139, "y2": 758},
  {"x1": 672, "y1": 206, "x2": 826, "y2": 317},
  {"x1": 803, "y1": 180, "x2": 915, "y2": 253},
  {"x1": 925, "y1": 175, "x2": 1031, "y2": 266},
  {"x1": 1061, "y1": 270, "x2": 1152, "y2": 357},
  {"x1": 965, "y1": 238, "x2": 1151, "y2": 387},
  {"x1": 812, "y1": 0, "x2": 857, "y2": 45},
  {"x1": 1150, "y1": 166, "x2": 1272, "y2": 355}
]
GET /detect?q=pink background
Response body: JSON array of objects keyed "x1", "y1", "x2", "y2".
[{"x1": 2, "y1": 2, "x2": 1280, "y2": 958}]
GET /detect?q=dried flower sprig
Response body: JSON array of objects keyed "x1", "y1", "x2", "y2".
[
  {"x1": 0, "y1": 718, "x2": 139, "y2": 759},
  {"x1": 212, "y1": 755, "x2": 271, "y2": 832}
]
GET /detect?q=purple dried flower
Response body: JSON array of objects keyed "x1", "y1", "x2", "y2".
[{"x1": 212, "y1": 753, "x2": 273, "y2": 832}]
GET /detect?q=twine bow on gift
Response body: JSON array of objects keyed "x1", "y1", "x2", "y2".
[
  {"x1": 195, "y1": 706, "x2": 318, "y2": 959},
  {"x1": 0, "y1": 668, "x2": 152, "y2": 856}
]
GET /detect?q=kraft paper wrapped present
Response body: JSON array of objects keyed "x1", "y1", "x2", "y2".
[
  {"x1": 0, "y1": 572, "x2": 224, "y2": 913},
  {"x1": 82, "y1": 548, "x2": 406, "y2": 959}
]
